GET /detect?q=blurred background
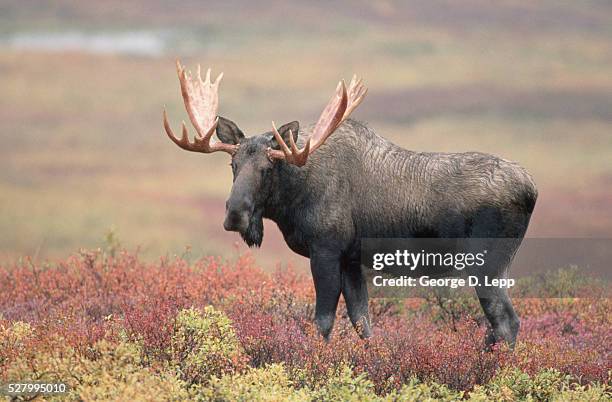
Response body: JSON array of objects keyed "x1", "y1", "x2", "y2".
[{"x1": 0, "y1": 1, "x2": 610, "y2": 269}]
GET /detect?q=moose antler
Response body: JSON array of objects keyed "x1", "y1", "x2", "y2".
[
  {"x1": 268, "y1": 75, "x2": 367, "y2": 166},
  {"x1": 163, "y1": 60, "x2": 238, "y2": 155}
]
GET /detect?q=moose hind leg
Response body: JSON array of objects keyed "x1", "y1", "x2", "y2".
[
  {"x1": 310, "y1": 248, "x2": 343, "y2": 340},
  {"x1": 341, "y1": 261, "x2": 372, "y2": 338},
  {"x1": 477, "y1": 286, "x2": 520, "y2": 348},
  {"x1": 472, "y1": 235, "x2": 523, "y2": 348}
]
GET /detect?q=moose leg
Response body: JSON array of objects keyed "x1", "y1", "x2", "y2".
[
  {"x1": 310, "y1": 248, "x2": 342, "y2": 340},
  {"x1": 476, "y1": 286, "x2": 520, "y2": 348},
  {"x1": 342, "y1": 261, "x2": 372, "y2": 338}
]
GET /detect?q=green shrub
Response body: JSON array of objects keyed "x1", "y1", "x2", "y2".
[
  {"x1": 468, "y1": 368, "x2": 610, "y2": 401},
  {"x1": 170, "y1": 306, "x2": 247, "y2": 385},
  {"x1": 1, "y1": 321, "x2": 32, "y2": 341},
  {"x1": 3, "y1": 330, "x2": 75, "y2": 394},
  {"x1": 0, "y1": 321, "x2": 34, "y2": 366},
  {"x1": 5, "y1": 339, "x2": 188, "y2": 401},
  {"x1": 551, "y1": 383, "x2": 610, "y2": 401},
  {"x1": 194, "y1": 363, "x2": 310, "y2": 402},
  {"x1": 197, "y1": 364, "x2": 381, "y2": 402},
  {"x1": 311, "y1": 365, "x2": 379, "y2": 402},
  {"x1": 386, "y1": 377, "x2": 464, "y2": 402}
]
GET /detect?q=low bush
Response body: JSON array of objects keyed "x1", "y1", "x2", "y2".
[
  {"x1": 194, "y1": 364, "x2": 310, "y2": 402},
  {"x1": 468, "y1": 368, "x2": 611, "y2": 401},
  {"x1": 170, "y1": 306, "x2": 248, "y2": 385},
  {"x1": 5, "y1": 340, "x2": 188, "y2": 401}
]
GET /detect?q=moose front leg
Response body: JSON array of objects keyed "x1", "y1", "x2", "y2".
[
  {"x1": 342, "y1": 260, "x2": 372, "y2": 338},
  {"x1": 310, "y1": 247, "x2": 342, "y2": 340}
]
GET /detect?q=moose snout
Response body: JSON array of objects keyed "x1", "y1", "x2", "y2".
[
  {"x1": 223, "y1": 211, "x2": 249, "y2": 232},
  {"x1": 223, "y1": 200, "x2": 253, "y2": 233}
]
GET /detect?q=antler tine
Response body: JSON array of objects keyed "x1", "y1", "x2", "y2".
[
  {"x1": 163, "y1": 108, "x2": 229, "y2": 154},
  {"x1": 341, "y1": 74, "x2": 368, "y2": 125},
  {"x1": 214, "y1": 71, "x2": 224, "y2": 86},
  {"x1": 348, "y1": 74, "x2": 358, "y2": 91},
  {"x1": 205, "y1": 66, "x2": 211, "y2": 84},
  {"x1": 163, "y1": 108, "x2": 189, "y2": 149},
  {"x1": 271, "y1": 121, "x2": 291, "y2": 156}
]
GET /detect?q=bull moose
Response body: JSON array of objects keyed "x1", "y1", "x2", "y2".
[{"x1": 163, "y1": 61, "x2": 537, "y2": 346}]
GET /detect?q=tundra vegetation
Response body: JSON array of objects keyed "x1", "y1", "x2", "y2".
[{"x1": 0, "y1": 249, "x2": 609, "y2": 401}]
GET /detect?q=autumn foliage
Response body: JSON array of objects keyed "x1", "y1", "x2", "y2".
[{"x1": 0, "y1": 249, "x2": 610, "y2": 400}]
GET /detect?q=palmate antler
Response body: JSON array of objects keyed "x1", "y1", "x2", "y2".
[
  {"x1": 163, "y1": 60, "x2": 238, "y2": 155},
  {"x1": 267, "y1": 75, "x2": 368, "y2": 166}
]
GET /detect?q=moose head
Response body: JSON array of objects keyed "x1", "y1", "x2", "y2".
[{"x1": 163, "y1": 61, "x2": 367, "y2": 247}]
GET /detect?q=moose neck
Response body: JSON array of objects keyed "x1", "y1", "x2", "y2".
[{"x1": 263, "y1": 161, "x2": 309, "y2": 228}]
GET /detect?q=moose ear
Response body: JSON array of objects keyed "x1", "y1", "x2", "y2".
[
  {"x1": 271, "y1": 121, "x2": 299, "y2": 149},
  {"x1": 216, "y1": 116, "x2": 245, "y2": 145}
]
